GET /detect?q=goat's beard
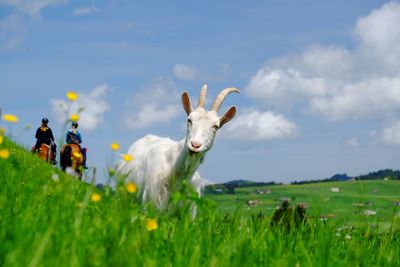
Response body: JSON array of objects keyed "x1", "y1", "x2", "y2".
[{"x1": 188, "y1": 148, "x2": 199, "y2": 156}]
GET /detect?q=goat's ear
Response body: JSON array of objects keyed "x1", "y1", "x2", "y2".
[
  {"x1": 182, "y1": 92, "x2": 193, "y2": 115},
  {"x1": 219, "y1": 106, "x2": 237, "y2": 128}
]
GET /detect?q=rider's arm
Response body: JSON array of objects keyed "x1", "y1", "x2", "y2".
[
  {"x1": 35, "y1": 128, "x2": 40, "y2": 139},
  {"x1": 66, "y1": 131, "x2": 71, "y2": 143},
  {"x1": 49, "y1": 128, "x2": 55, "y2": 142},
  {"x1": 76, "y1": 132, "x2": 82, "y2": 144}
]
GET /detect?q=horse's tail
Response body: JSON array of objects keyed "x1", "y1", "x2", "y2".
[{"x1": 60, "y1": 145, "x2": 72, "y2": 171}]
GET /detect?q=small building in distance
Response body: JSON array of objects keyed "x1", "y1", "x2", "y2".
[
  {"x1": 255, "y1": 188, "x2": 272, "y2": 194},
  {"x1": 330, "y1": 187, "x2": 340, "y2": 193}
]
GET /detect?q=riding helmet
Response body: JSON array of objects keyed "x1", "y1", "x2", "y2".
[
  {"x1": 42, "y1": 118, "x2": 49, "y2": 124},
  {"x1": 72, "y1": 121, "x2": 79, "y2": 128}
]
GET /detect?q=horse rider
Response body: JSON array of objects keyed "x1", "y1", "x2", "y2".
[
  {"x1": 34, "y1": 118, "x2": 57, "y2": 164},
  {"x1": 66, "y1": 121, "x2": 88, "y2": 169}
]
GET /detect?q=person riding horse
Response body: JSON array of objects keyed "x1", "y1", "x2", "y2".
[
  {"x1": 66, "y1": 121, "x2": 88, "y2": 169},
  {"x1": 33, "y1": 118, "x2": 57, "y2": 164}
]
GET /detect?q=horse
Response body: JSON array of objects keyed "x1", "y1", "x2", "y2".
[
  {"x1": 60, "y1": 144, "x2": 84, "y2": 178},
  {"x1": 31, "y1": 143, "x2": 55, "y2": 164}
]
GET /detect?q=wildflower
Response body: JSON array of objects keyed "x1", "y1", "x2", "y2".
[
  {"x1": 91, "y1": 192, "x2": 101, "y2": 202},
  {"x1": 2, "y1": 114, "x2": 18, "y2": 123},
  {"x1": 125, "y1": 182, "x2": 137, "y2": 193},
  {"x1": 51, "y1": 173, "x2": 60, "y2": 182},
  {"x1": 123, "y1": 154, "x2": 133, "y2": 162},
  {"x1": 110, "y1": 142, "x2": 119, "y2": 151},
  {"x1": 0, "y1": 149, "x2": 10, "y2": 159},
  {"x1": 146, "y1": 218, "x2": 158, "y2": 231},
  {"x1": 72, "y1": 151, "x2": 81, "y2": 159},
  {"x1": 66, "y1": 167, "x2": 75, "y2": 176},
  {"x1": 70, "y1": 114, "x2": 79, "y2": 122},
  {"x1": 0, "y1": 135, "x2": 3, "y2": 145},
  {"x1": 66, "y1": 91, "x2": 78, "y2": 101}
]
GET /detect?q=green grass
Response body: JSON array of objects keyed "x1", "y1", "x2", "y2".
[
  {"x1": 0, "y1": 137, "x2": 399, "y2": 267},
  {"x1": 207, "y1": 181, "x2": 400, "y2": 225}
]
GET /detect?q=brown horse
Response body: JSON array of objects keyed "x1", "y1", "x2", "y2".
[
  {"x1": 31, "y1": 143, "x2": 55, "y2": 163},
  {"x1": 60, "y1": 144, "x2": 84, "y2": 178}
]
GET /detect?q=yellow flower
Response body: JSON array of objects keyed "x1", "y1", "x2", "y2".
[
  {"x1": 70, "y1": 114, "x2": 79, "y2": 122},
  {"x1": 0, "y1": 149, "x2": 9, "y2": 159},
  {"x1": 66, "y1": 91, "x2": 79, "y2": 101},
  {"x1": 123, "y1": 154, "x2": 133, "y2": 162},
  {"x1": 110, "y1": 143, "x2": 119, "y2": 151},
  {"x1": 125, "y1": 182, "x2": 137, "y2": 193},
  {"x1": 146, "y1": 218, "x2": 158, "y2": 231},
  {"x1": 91, "y1": 193, "x2": 101, "y2": 202},
  {"x1": 72, "y1": 151, "x2": 81, "y2": 159},
  {"x1": 2, "y1": 114, "x2": 18, "y2": 123},
  {"x1": 0, "y1": 135, "x2": 3, "y2": 145}
]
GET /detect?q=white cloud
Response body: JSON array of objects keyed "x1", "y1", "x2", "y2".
[
  {"x1": 125, "y1": 104, "x2": 180, "y2": 129},
  {"x1": 0, "y1": 0, "x2": 67, "y2": 19},
  {"x1": 245, "y1": 2, "x2": 400, "y2": 121},
  {"x1": 124, "y1": 79, "x2": 181, "y2": 130},
  {"x1": 0, "y1": 14, "x2": 26, "y2": 50},
  {"x1": 73, "y1": 5, "x2": 97, "y2": 16},
  {"x1": 309, "y1": 77, "x2": 400, "y2": 121},
  {"x1": 381, "y1": 121, "x2": 400, "y2": 145},
  {"x1": 0, "y1": 0, "x2": 66, "y2": 49},
  {"x1": 50, "y1": 84, "x2": 109, "y2": 131},
  {"x1": 223, "y1": 109, "x2": 297, "y2": 140},
  {"x1": 344, "y1": 137, "x2": 360, "y2": 147},
  {"x1": 173, "y1": 64, "x2": 198, "y2": 80}
]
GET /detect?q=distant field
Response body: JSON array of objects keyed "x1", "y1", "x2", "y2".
[{"x1": 206, "y1": 180, "x2": 400, "y2": 225}]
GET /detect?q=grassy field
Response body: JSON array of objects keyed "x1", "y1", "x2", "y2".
[
  {"x1": 207, "y1": 180, "x2": 400, "y2": 226},
  {"x1": 0, "y1": 137, "x2": 399, "y2": 267}
]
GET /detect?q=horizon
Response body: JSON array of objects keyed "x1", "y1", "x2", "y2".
[{"x1": 1, "y1": 0, "x2": 400, "y2": 184}]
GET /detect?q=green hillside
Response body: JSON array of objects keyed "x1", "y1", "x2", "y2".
[
  {"x1": 208, "y1": 181, "x2": 400, "y2": 226},
  {"x1": 1, "y1": 137, "x2": 399, "y2": 267}
]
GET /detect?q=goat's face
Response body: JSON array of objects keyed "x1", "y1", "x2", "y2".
[
  {"x1": 185, "y1": 108, "x2": 219, "y2": 153},
  {"x1": 182, "y1": 85, "x2": 239, "y2": 154}
]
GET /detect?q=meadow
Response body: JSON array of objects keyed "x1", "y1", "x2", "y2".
[
  {"x1": 207, "y1": 180, "x2": 400, "y2": 227},
  {"x1": 0, "y1": 137, "x2": 399, "y2": 267}
]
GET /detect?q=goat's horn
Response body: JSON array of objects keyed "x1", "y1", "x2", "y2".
[
  {"x1": 211, "y1": 87, "x2": 240, "y2": 112},
  {"x1": 197, "y1": 84, "x2": 207, "y2": 108}
]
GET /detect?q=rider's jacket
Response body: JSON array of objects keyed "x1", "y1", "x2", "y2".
[
  {"x1": 35, "y1": 126, "x2": 55, "y2": 146},
  {"x1": 66, "y1": 129, "x2": 82, "y2": 145}
]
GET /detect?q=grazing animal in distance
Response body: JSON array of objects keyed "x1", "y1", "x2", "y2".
[{"x1": 117, "y1": 84, "x2": 239, "y2": 211}]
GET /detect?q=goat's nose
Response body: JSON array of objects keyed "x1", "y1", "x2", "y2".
[{"x1": 191, "y1": 141, "x2": 202, "y2": 149}]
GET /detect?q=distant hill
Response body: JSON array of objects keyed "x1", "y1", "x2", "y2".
[
  {"x1": 204, "y1": 180, "x2": 280, "y2": 194},
  {"x1": 291, "y1": 169, "x2": 400, "y2": 185},
  {"x1": 291, "y1": 173, "x2": 351, "y2": 185},
  {"x1": 206, "y1": 169, "x2": 400, "y2": 194},
  {"x1": 354, "y1": 169, "x2": 400, "y2": 181}
]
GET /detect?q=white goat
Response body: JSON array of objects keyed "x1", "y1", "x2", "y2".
[{"x1": 117, "y1": 85, "x2": 239, "y2": 210}]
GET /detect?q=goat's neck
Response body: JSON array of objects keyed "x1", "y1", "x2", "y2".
[{"x1": 173, "y1": 141, "x2": 205, "y2": 182}]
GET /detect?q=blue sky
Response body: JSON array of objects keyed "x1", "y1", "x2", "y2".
[{"x1": 1, "y1": 0, "x2": 400, "y2": 184}]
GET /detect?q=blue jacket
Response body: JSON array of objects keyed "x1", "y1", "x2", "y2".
[{"x1": 66, "y1": 129, "x2": 82, "y2": 144}]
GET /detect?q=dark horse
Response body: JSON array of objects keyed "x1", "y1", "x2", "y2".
[{"x1": 60, "y1": 144, "x2": 83, "y2": 179}]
